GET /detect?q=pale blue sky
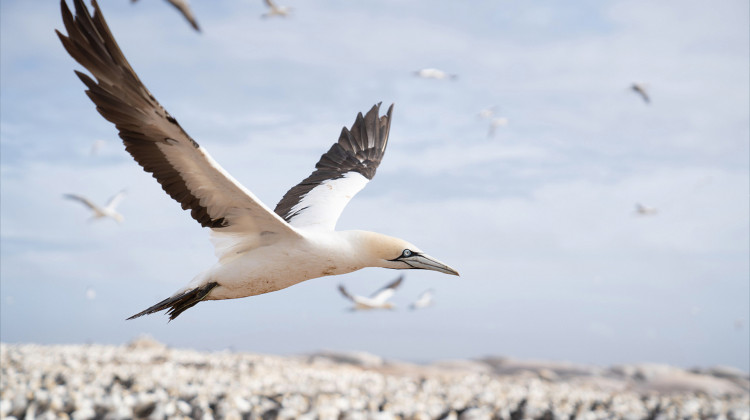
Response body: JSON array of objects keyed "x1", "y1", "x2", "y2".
[{"x1": 1, "y1": 0, "x2": 748, "y2": 370}]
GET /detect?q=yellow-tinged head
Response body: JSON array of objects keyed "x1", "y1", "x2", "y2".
[{"x1": 346, "y1": 231, "x2": 459, "y2": 276}]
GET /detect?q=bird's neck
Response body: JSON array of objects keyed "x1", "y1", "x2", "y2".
[{"x1": 332, "y1": 230, "x2": 403, "y2": 270}]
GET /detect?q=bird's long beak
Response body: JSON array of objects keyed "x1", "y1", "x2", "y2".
[{"x1": 404, "y1": 253, "x2": 459, "y2": 276}]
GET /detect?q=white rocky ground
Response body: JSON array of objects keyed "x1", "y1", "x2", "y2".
[{"x1": 1, "y1": 338, "x2": 748, "y2": 420}]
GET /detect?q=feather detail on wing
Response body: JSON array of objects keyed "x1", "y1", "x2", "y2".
[
  {"x1": 57, "y1": 0, "x2": 299, "y2": 245},
  {"x1": 274, "y1": 103, "x2": 394, "y2": 231}
]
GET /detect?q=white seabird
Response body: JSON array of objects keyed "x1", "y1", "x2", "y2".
[
  {"x1": 634, "y1": 203, "x2": 658, "y2": 216},
  {"x1": 630, "y1": 83, "x2": 650, "y2": 104},
  {"x1": 338, "y1": 275, "x2": 403, "y2": 311},
  {"x1": 487, "y1": 116, "x2": 509, "y2": 138},
  {"x1": 409, "y1": 289, "x2": 434, "y2": 310},
  {"x1": 414, "y1": 68, "x2": 457, "y2": 80},
  {"x1": 89, "y1": 139, "x2": 106, "y2": 155},
  {"x1": 261, "y1": 0, "x2": 291, "y2": 18},
  {"x1": 64, "y1": 190, "x2": 126, "y2": 223},
  {"x1": 131, "y1": 0, "x2": 201, "y2": 32},
  {"x1": 477, "y1": 106, "x2": 497, "y2": 120},
  {"x1": 57, "y1": 0, "x2": 459, "y2": 321}
]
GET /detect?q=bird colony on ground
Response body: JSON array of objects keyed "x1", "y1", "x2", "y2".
[
  {"x1": 59, "y1": 0, "x2": 657, "y2": 320},
  {"x1": 2, "y1": 341, "x2": 748, "y2": 420}
]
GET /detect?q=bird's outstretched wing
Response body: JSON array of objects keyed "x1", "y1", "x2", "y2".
[
  {"x1": 370, "y1": 275, "x2": 403, "y2": 303},
  {"x1": 105, "y1": 190, "x2": 127, "y2": 210},
  {"x1": 57, "y1": 0, "x2": 300, "y2": 243},
  {"x1": 338, "y1": 284, "x2": 355, "y2": 302},
  {"x1": 131, "y1": 0, "x2": 200, "y2": 32},
  {"x1": 410, "y1": 289, "x2": 434, "y2": 309},
  {"x1": 167, "y1": 0, "x2": 201, "y2": 32},
  {"x1": 631, "y1": 84, "x2": 650, "y2": 104},
  {"x1": 274, "y1": 103, "x2": 393, "y2": 231},
  {"x1": 64, "y1": 193, "x2": 99, "y2": 211},
  {"x1": 416, "y1": 289, "x2": 433, "y2": 301}
]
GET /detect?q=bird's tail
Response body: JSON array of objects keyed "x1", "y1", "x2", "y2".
[{"x1": 126, "y1": 282, "x2": 219, "y2": 321}]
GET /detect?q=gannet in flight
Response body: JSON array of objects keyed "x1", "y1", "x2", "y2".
[
  {"x1": 338, "y1": 275, "x2": 403, "y2": 311},
  {"x1": 630, "y1": 83, "x2": 650, "y2": 104},
  {"x1": 487, "y1": 116, "x2": 508, "y2": 138},
  {"x1": 89, "y1": 139, "x2": 106, "y2": 156},
  {"x1": 414, "y1": 68, "x2": 457, "y2": 80},
  {"x1": 477, "y1": 106, "x2": 497, "y2": 120},
  {"x1": 262, "y1": 0, "x2": 291, "y2": 18},
  {"x1": 131, "y1": 0, "x2": 201, "y2": 32},
  {"x1": 57, "y1": 0, "x2": 458, "y2": 321},
  {"x1": 634, "y1": 203, "x2": 658, "y2": 216},
  {"x1": 64, "y1": 191, "x2": 126, "y2": 223},
  {"x1": 409, "y1": 289, "x2": 434, "y2": 310}
]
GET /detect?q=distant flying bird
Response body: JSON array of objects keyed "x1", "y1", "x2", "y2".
[
  {"x1": 338, "y1": 276, "x2": 404, "y2": 311},
  {"x1": 131, "y1": 0, "x2": 201, "y2": 32},
  {"x1": 634, "y1": 203, "x2": 658, "y2": 216},
  {"x1": 477, "y1": 106, "x2": 497, "y2": 120},
  {"x1": 64, "y1": 191, "x2": 126, "y2": 223},
  {"x1": 414, "y1": 68, "x2": 457, "y2": 80},
  {"x1": 57, "y1": 0, "x2": 458, "y2": 321},
  {"x1": 487, "y1": 117, "x2": 509, "y2": 138},
  {"x1": 734, "y1": 318, "x2": 745, "y2": 331},
  {"x1": 409, "y1": 289, "x2": 434, "y2": 310},
  {"x1": 261, "y1": 0, "x2": 291, "y2": 18},
  {"x1": 477, "y1": 106, "x2": 508, "y2": 137},
  {"x1": 630, "y1": 83, "x2": 650, "y2": 104},
  {"x1": 90, "y1": 139, "x2": 106, "y2": 156}
]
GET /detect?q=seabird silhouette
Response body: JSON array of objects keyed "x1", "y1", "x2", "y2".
[
  {"x1": 409, "y1": 289, "x2": 434, "y2": 310},
  {"x1": 64, "y1": 190, "x2": 126, "y2": 223},
  {"x1": 57, "y1": 0, "x2": 458, "y2": 320},
  {"x1": 261, "y1": 0, "x2": 291, "y2": 18},
  {"x1": 338, "y1": 275, "x2": 404, "y2": 311}
]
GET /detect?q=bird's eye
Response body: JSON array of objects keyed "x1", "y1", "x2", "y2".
[{"x1": 402, "y1": 249, "x2": 412, "y2": 258}]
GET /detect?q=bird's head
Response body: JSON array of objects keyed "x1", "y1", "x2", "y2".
[{"x1": 350, "y1": 231, "x2": 459, "y2": 276}]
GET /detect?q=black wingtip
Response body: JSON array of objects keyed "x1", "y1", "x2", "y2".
[
  {"x1": 388, "y1": 274, "x2": 404, "y2": 290},
  {"x1": 126, "y1": 282, "x2": 219, "y2": 321}
]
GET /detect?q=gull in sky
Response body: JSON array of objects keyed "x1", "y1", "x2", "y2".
[
  {"x1": 630, "y1": 83, "x2": 650, "y2": 104},
  {"x1": 131, "y1": 0, "x2": 201, "y2": 32},
  {"x1": 262, "y1": 0, "x2": 291, "y2": 18},
  {"x1": 634, "y1": 203, "x2": 658, "y2": 216},
  {"x1": 735, "y1": 318, "x2": 745, "y2": 331},
  {"x1": 477, "y1": 106, "x2": 508, "y2": 138},
  {"x1": 477, "y1": 106, "x2": 497, "y2": 120},
  {"x1": 64, "y1": 190, "x2": 126, "y2": 224},
  {"x1": 409, "y1": 289, "x2": 434, "y2": 310},
  {"x1": 338, "y1": 275, "x2": 403, "y2": 311},
  {"x1": 414, "y1": 68, "x2": 457, "y2": 81},
  {"x1": 57, "y1": 0, "x2": 458, "y2": 321},
  {"x1": 89, "y1": 139, "x2": 106, "y2": 156},
  {"x1": 487, "y1": 116, "x2": 509, "y2": 138}
]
